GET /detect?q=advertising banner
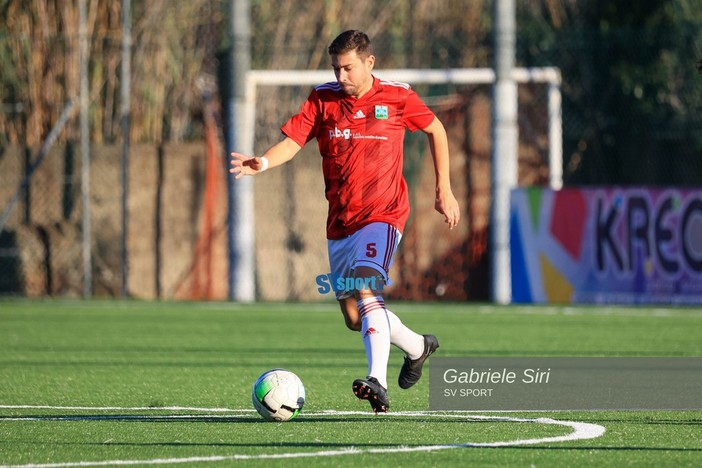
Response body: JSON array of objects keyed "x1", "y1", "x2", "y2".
[{"x1": 510, "y1": 188, "x2": 702, "y2": 304}]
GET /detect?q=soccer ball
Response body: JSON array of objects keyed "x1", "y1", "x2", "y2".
[{"x1": 251, "y1": 369, "x2": 305, "y2": 421}]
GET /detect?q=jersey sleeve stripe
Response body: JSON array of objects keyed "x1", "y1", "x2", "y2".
[{"x1": 379, "y1": 79, "x2": 411, "y2": 90}]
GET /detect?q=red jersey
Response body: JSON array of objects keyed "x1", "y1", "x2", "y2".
[{"x1": 281, "y1": 76, "x2": 435, "y2": 239}]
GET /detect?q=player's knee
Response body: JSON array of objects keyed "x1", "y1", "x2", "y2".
[{"x1": 353, "y1": 289, "x2": 384, "y2": 303}]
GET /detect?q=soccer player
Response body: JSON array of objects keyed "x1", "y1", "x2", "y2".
[{"x1": 230, "y1": 30, "x2": 460, "y2": 413}]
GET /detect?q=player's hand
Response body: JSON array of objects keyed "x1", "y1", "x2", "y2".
[
  {"x1": 435, "y1": 189, "x2": 460, "y2": 229},
  {"x1": 229, "y1": 152, "x2": 264, "y2": 179}
]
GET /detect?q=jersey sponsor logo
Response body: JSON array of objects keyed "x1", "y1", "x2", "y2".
[
  {"x1": 329, "y1": 127, "x2": 352, "y2": 140},
  {"x1": 328, "y1": 128, "x2": 389, "y2": 141}
]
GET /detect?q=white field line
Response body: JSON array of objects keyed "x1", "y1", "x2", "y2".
[{"x1": 0, "y1": 406, "x2": 605, "y2": 467}]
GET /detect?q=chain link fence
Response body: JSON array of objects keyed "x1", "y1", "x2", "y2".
[{"x1": 1, "y1": 0, "x2": 701, "y2": 300}]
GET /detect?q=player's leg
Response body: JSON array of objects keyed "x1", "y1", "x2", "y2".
[
  {"x1": 353, "y1": 265, "x2": 391, "y2": 389},
  {"x1": 332, "y1": 222, "x2": 397, "y2": 412},
  {"x1": 348, "y1": 222, "x2": 402, "y2": 393},
  {"x1": 350, "y1": 223, "x2": 439, "y2": 390},
  {"x1": 330, "y1": 222, "x2": 438, "y2": 412},
  {"x1": 350, "y1": 264, "x2": 391, "y2": 413},
  {"x1": 352, "y1": 265, "x2": 438, "y2": 391},
  {"x1": 337, "y1": 285, "x2": 390, "y2": 413}
]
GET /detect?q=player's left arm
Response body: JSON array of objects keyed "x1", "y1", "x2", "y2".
[{"x1": 421, "y1": 116, "x2": 460, "y2": 229}]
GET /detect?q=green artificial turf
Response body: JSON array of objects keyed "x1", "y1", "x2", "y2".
[{"x1": 1, "y1": 300, "x2": 700, "y2": 466}]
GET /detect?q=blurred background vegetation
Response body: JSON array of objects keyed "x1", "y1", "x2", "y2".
[{"x1": 2, "y1": 0, "x2": 701, "y2": 185}]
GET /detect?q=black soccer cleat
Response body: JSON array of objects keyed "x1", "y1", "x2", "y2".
[
  {"x1": 352, "y1": 377, "x2": 390, "y2": 414},
  {"x1": 398, "y1": 334, "x2": 440, "y2": 389}
]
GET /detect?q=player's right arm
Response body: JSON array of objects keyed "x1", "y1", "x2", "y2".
[{"x1": 229, "y1": 137, "x2": 302, "y2": 179}]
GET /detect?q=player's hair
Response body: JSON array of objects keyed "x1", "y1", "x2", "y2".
[{"x1": 328, "y1": 30, "x2": 372, "y2": 58}]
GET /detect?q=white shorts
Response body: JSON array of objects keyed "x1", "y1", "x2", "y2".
[{"x1": 327, "y1": 222, "x2": 402, "y2": 300}]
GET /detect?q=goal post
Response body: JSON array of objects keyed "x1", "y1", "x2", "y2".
[{"x1": 240, "y1": 67, "x2": 562, "y2": 303}]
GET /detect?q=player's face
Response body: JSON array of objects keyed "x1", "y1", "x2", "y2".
[{"x1": 331, "y1": 50, "x2": 375, "y2": 98}]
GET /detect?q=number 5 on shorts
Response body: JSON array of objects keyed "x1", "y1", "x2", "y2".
[{"x1": 366, "y1": 242, "x2": 377, "y2": 258}]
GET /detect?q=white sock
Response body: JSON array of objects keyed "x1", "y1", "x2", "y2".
[
  {"x1": 386, "y1": 309, "x2": 424, "y2": 360},
  {"x1": 358, "y1": 296, "x2": 390, "y2": 390}
]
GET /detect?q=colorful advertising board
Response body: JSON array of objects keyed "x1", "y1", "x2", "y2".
[{"x1": 510, "y1": 188, "x2": 702, "y2": 304}]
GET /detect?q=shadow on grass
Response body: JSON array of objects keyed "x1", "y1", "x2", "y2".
[
  {"x1": 9, "y1": 440, "x2": 433, "y2": 449},
  {"x1": 0, "y1": 414, "x2": 504, "y2": 424}
]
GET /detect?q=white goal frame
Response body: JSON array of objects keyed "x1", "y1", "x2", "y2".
[{"x1": 240, "y1": 67, "x2": 562, "y2": 303}]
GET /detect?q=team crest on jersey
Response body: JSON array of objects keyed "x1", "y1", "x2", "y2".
[{"x1": 374, "y1": 105, "x2": 388, "y2": 120}]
